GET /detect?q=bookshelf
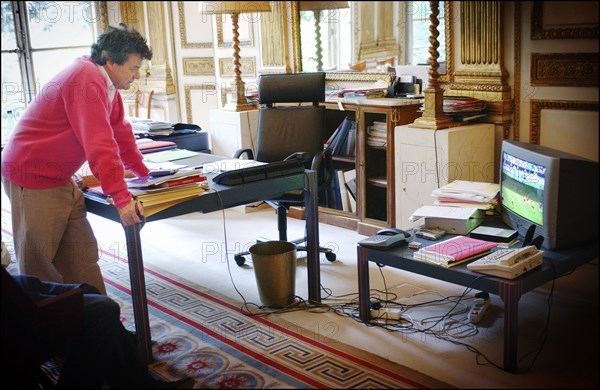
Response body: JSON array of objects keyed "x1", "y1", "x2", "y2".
[{"x1": 320, "y1": 98, "x2": 422, "y2": 236}]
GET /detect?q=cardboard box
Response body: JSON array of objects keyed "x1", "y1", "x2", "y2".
[{"x1": 424, "y1": 209, "x2": 485, "y2": 235}]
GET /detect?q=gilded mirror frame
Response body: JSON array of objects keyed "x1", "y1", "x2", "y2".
[{"x1": 290, "y1": 1, "x2": 453, "y2": 83}]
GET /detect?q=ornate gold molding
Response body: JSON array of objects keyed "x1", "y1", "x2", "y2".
[
  {"x1": 177, "y1": 2, "x2": 213, "y2": 49},
  {"x1": 119, "y1": 1, "x2": 144, "y2": 32},
  {"x1": 291, "y1": 1, "x2": 301, "y2": 72},
  {"x1": 184, "y1": 84, "x2": 218, "y2": 123},
  {"x1": 529, "y1": 100, "x2": 599, "y2": 144},
  {"x1": 513, "y1": 2, "x2": 522, "y2": 141},
  {"x1": 218, "y1": 57, "x2": 256, "y2": 78},
  {"x1": 439, "y1": 1, "x2": 453, "y2": 84},
  {"x1": 450, "y1": 2, "x2": 512, "y2": 103},
  {"x1": 531, "y1": 53, "x2": 599, "y2": 87},
  {"x1": 98, "y1": 1, "x2": 108, "y2": 31},
  {"x1": 325, "y1": 71, "x2": 394, "y2": 82},
  {"x1": 183, "y1": 58, "x2": 215, "y2": 76},
  {"x1": 531, "y1": 1, "x2": 599, "y2": 40}
]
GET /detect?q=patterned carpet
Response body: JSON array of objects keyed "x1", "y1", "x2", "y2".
[
  {"x1": 100, "y1": 250, "x2": 450, "y2": 389},
  {"x1": 1, "y1": 206, "x2": 450, "y2": 389}
]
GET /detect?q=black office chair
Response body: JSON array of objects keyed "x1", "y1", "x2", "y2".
[{"x1": 232, "y1": 72, "x2": 336, "y2": 266}]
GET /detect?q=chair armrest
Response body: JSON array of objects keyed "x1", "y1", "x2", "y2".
[
  {"x1": 233, "y1": 148, "x2": 254, "y2": 159},
  {"x1": 310, "y1": 148, "x2": 333, "y2": 190},
  {"x1": 284, "y1": 152, "x2": 312, "y2": 165}
]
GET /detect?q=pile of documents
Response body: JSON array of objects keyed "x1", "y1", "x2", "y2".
[
  {"x1": 431, "y1": 180, "x2": 500, "y2": 210},
  {"x1": 443, "y1": 96, "x2": 487, "y2": 122},
  {"x1": 129, "y1": 118, "x2": 174, "y2": 136},
  {"x1": 336, "y1": 80, "x2": 389, "y2": 99},
  {"x1": 409, "y1": 180, "x2": 500, "y2": 235}
]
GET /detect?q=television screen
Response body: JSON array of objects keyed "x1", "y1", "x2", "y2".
[
  {"x1": 501, "y1": 151, "x2": 545, "y2": 226},
  {"x1": 500, "y1": 140, "x2": 598, "y2": 250}
]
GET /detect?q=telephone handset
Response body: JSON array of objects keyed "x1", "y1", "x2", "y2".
[
  {"x1": 358, "y1": 228, "x2": 412, "y2": 250},
  {"x1": 467, "y1": 245, "x2": 544, "y2": 279}
]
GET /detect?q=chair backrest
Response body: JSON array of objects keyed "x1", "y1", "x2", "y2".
[
  {"x1": 135, "y1": 90, "x2": 155, "y2": 119},
  {"x1": 254, "y1": 72, "x2": 326, "y2": 164}
]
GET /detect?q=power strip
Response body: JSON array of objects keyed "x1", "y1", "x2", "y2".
[{"x1": 370, "y1": 308, "x2": 402, "y2": 320}]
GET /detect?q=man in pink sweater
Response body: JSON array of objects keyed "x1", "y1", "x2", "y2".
[{"x1": 1, "y1": 24, "x2": 153, "y2": 294}]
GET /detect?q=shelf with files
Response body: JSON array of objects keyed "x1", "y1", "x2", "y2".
[{"x1": 319, "y1": 99, "x2": 421, "y2": 236}]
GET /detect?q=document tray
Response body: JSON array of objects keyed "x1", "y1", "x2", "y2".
[{"x1": 212, "y1": 160, "x2": 305, "y2": 186}]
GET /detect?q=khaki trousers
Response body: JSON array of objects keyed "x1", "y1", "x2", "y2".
[{"x1": 2, "y1": 177, "x2": 106, "y2": 294}]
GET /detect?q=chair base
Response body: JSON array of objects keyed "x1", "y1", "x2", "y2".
[{"x1": 233, "y1": 237, "x2": 336, "y2": 266}]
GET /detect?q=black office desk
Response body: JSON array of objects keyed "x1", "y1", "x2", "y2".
[
  {"x1": 85, "y1": 153, "x2": 322, "y2": 365},
  {"x1": 357, "y1": 236, "x2": 598, "y2": 372}
]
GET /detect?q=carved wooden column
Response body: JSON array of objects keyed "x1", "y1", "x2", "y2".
[{"x1": 409, "y1": 1, "x2": 455, "y2": 130}]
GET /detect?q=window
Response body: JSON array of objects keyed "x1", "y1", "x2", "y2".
[
  {"x1": 407, "y1": 1, "x2": 446, "y2": 66},
  {"x1": 1, "y1": 1, "x2": 98, "y2": 142}
]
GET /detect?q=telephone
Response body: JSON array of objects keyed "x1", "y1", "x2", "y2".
[
  {"x1": 467, "y1": 245, "x2": 544, "y2": 279},
  {"x1": 358, "y1": 228, "x2": 412, "y2": 250}
]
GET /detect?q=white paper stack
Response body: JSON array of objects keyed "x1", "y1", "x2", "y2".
[{"x1": 431, "y1": 180, "x2": 500, "y2": 210}]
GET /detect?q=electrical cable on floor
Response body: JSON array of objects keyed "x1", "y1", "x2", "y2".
[
  {"x1": 212, "y1": 185, "x2": 559, "y2": 374},
  {"x1": 214, "y1": 184, "x2": 337, "y2": 318},
  {"x1": 213, "y1": 188, "x2": 255, "y2": 313}
]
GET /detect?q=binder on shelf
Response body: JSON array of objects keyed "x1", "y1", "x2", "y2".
[{"x1": 326, "y1": 116, "x2": 356, "y2": 157}]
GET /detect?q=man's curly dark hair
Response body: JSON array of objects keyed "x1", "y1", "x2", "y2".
[{"x1": 91, "y1": 23, "x2": 153, "y2": 65}]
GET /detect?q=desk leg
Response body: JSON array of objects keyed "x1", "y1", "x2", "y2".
[
  {"x1": 123, "y1": 222, "x2": 153, "y2": 365},
  {"x1": 304, "y1": 170, "x2": 320, "y2": 304},
  {"x1": 499, "y1": 281, "x2": 522, "y2": 372},
  {"x1": 357, "y1": 246, "x2": 370, "y2": 321}
]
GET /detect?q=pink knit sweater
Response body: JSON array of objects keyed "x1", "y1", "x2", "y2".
[{"x1": 1, "y1": 56, "x2": 149, "y2": 209}]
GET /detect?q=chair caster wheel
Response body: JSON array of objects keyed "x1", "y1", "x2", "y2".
[
  {"x1": 325, "y1": 252, "x2": 336, "y2": 262},
  {"x1": 234, "y1": 255, "x2": 246, "y2": 266}
]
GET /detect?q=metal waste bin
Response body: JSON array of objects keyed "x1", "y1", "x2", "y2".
[{"x1": 249, "y1": 241, "x2": 297, "y2": 308}]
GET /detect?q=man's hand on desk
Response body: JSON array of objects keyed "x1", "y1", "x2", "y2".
[{"x1": 118, "y1": 199, "x2": 145, "y2": 226}]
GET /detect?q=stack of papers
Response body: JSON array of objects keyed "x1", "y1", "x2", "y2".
[
  {"x1": 129, "y1": 118, "x2": 173, "y2": 131},
  {"x1": 126, "y1": 171, "x2": 206, "y2": 190},
  {"x1": 337, "y1": 80, "x2": 389, "y2": 98},
  {"x1": 432, "y1": 180, "x2": 500, "y2": 210}
]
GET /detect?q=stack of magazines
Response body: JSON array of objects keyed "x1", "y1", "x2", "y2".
[{"x1": 443, "y1": 96, "x2": 487, "y2": 122}]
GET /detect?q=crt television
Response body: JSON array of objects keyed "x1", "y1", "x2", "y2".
[{"x1": 500, "y1": 140, "x2": 598, "y2": 250}]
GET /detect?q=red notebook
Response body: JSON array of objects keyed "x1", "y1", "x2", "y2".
[
  {"x1": 137, "y1": 140, "x2": 177, "y2": 154},
  {"x1": 413, "y1": 235, "x2": 497, "y2": 267}
]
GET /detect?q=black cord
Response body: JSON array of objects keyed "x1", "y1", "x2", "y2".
[{"x1": 433, "y1": 129, "x2": 440, "y2": 188}]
